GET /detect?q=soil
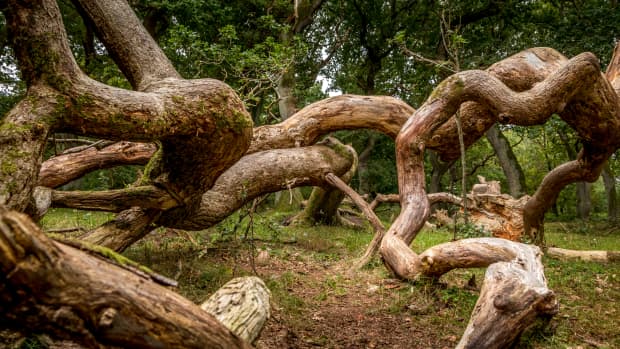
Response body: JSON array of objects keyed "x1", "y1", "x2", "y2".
[{"x1": 251, "y1": 250, "x2": 462, "y2": 349}]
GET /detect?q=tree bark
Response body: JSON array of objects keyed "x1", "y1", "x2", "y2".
[
  {"x1": 485, "y1": 124, "x2": 526, "y2": 197},
  {"x1": 289, "y1": 141, "x2": 358, "y2": 226},
  {"x1": 601, "y1": 162, "x2": 618, "y2": 222},
  {"x1": 1, "y1": 0, "x2": 253, "y2": 230},
  {"x1": 75, "y1": 141, "x2": 355, "y2": 251},
  {"x1": 39, "y1": 142, "x2": 155, "y2": 188},
  {"x1": 0, "y1": 206, "x2": 252, "y2": 348}
]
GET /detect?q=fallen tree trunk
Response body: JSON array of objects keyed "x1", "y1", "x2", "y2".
[
  {"x1": 546, "y1": 247, "x2": 620, "y2": 263},
  {"x1": 0, "y1": 205, "x2": 252, "y2": 348}
]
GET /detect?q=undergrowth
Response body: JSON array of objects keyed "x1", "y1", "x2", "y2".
[{"x1": 12, "y1": 209, "x2": 617, "y2": 348}]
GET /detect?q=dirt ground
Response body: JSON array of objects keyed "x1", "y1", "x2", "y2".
[{"x1": 251, "y1": 250, "x2": 465, "y2": 349}]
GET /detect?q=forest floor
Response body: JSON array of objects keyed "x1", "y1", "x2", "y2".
[{"x1": 35, "y1": 207, "x2": 620, "y2": 349}]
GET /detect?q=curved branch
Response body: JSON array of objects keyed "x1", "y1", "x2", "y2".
[
  {"x1": 375, "y1": 48, "x2": 620, "y2": 347},
  {"x1": 381, "y1": 51, "x2": 608, "y2": 277},
  {"x1": 248, "y1": 95, "x2": 413, "y2": 153},
  {"x1": 39, "y1": 142, "x2": 155, "y2": 188},
  {"x1": 78, "y1": 141, "x2": 355, "y2": 250}
]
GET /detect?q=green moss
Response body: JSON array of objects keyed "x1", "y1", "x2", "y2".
[
  {"x1": 429, "y1": 75, "x2": 465, "y2": 101},
  {"x1": 1, "y1": 161, "x2": 17, "y2": 175},
  {"x1": 140, "y1": 141, "x2": 164, "y2": 184},
  {"x1": 171, "y1": 95, "x2": 185, "y2": 103}
]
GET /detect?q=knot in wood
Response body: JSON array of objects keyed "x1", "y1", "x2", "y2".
[
  {"x1": 99, "y1": 307, "x2": 118, "y2": 327},
  {"x1": 498, "y1": 113, "x2": 511, "y2": 123},
  {"x1": 52, "y1": 307, "x2": 83, "y2": 332}
]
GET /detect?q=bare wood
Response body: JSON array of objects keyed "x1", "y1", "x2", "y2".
[
  {"x1": 201, "y1": 276, "x2": 271, "y2": 343},
  {"x1": 51, "y1": 186, "x2": 179, "y2": 212},
  {"x1": 605, "y1": 42, "x2": 620, "y2": 94},
  {"x1": 0, "y1": 206, "x2": 251, "y2": 348},
  {"x1": 546, "y1": 247, "x2": 620, "y2": 263}
]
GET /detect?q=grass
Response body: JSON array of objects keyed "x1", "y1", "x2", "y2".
[{"x1": 25, "y1": 208, "x2": 620, "y2": 348}]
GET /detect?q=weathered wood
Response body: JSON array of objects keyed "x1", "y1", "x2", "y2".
[
  {"x1": 546, "y1": 247, "x2": 620, "y2": 263},
  {"x1": 450, "y1": 239, "x2": 558, "y2": 348},
  {"x1": 248, "y1": 95, "x2": 412, "y2": 154},
  {"x1": 201, "y1": 276, "x2": 271, "y2": 343},
  {"x1": 0, "y1": 205, "x2": 251, "y2": 348}
]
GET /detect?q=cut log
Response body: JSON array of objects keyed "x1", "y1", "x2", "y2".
[
  {"x1": 546, "y1": 247, "x2": 620, "y2": 263},
  {"x1": 0, "y1": 205, "x2": 252, "y2": 348},
  {"x1": 201, "y1": 276, "x2": 271, "y2": 343}
]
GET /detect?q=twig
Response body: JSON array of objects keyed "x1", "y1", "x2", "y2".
[
  {"x1": 45, "y1": 227, "x2": 89, "y2": 234},
  {"x1": 324, "y1": 173, "x2": 386, "y2": 270}
]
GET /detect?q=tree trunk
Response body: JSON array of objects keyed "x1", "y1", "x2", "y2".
[
  {"x1": 601, "y1": 162, "x2": 618, "y2": 222},
  {"x1": 0, "y1": 206, "x2": 252, "y2": 348},
  {"x1": 74, "y1": 141, "x2": 355, "y2": 251},
  {"x1": 485, "y1": 124, "x2": 526, "y2": 197},
  {"x1": 357, "y1": 133, "x2": 377, "y2": 194},
  {"x1": 289, "y1": 141, "x2": 358, "y2": 226},
  {"x1": 576, "y1": 182, "x2": 592, "y2": 221}
]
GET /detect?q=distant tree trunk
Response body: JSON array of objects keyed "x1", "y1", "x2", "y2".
[
  {"x1": 557, "y1": 129, "x2": 591, "y2": 221},
  {"x1": 289, "y1": 140, "x2": 358, "y2": 226},
  {"x1": 601, "y1": 162, "x2": 618, "y2": 222},
  {"x1": 428, "y1": 151, "x2": 452, "y2": 194},
  {"x1": 485, "y1": 124, "x2": 526, "y2": 197},
  {"x1": 357, "y1": 133, "x2": 377, "y2": 194},
  {"x1": 273, "y1": 1, "x2": 325, "y2": 211},
  {"x1": 576, "y1": 182, "x2": 592, "y2": 220}
]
